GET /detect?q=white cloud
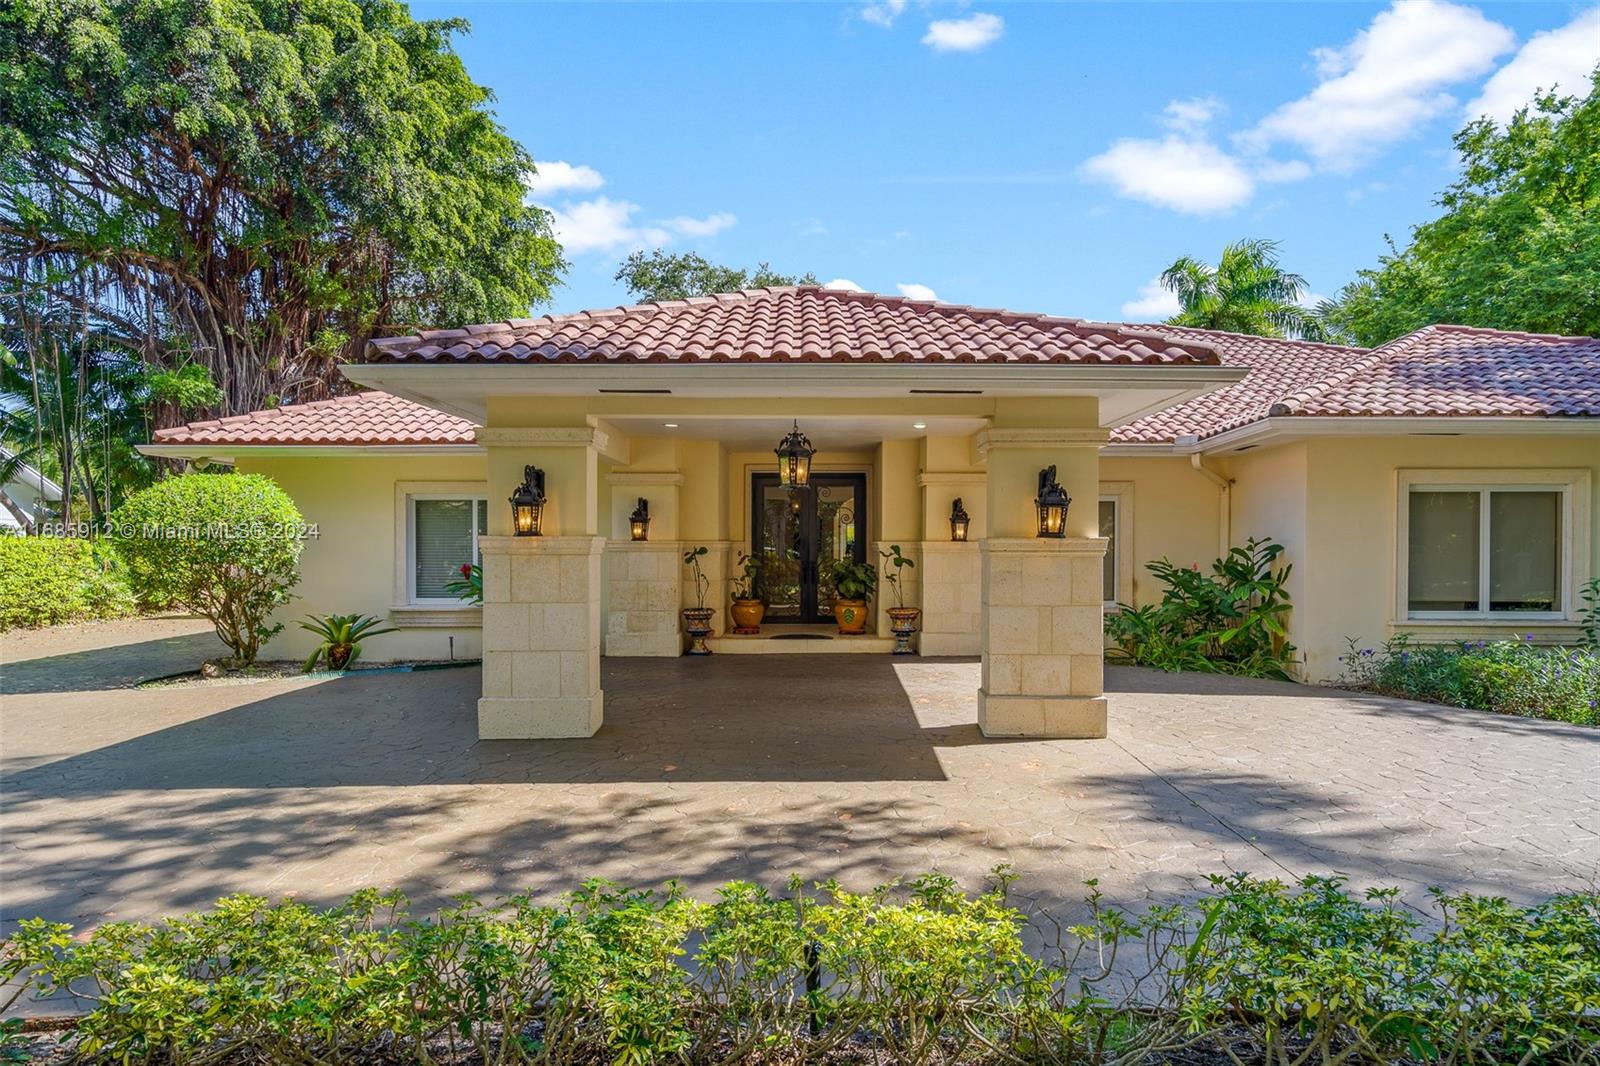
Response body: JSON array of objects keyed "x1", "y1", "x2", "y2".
[
  {"x1": 1467, "y1": 7, "x2": 1600, "y2": 125},
  {"x1": 661, "y1": 212, "x2": 737, "y2": 238},
  {"x1": 823, "y1": 278, "x2": 865, "y2": 292},
  {"x1": 1257, "y1": 159, "x2": 1312, "y2": 183},
  {"x1": 525, "y1": 160, "x2": 605, "y2": 197},
  {"x1": 1082, "y1": 135, "x2": 1255, "y2": 214},
  {"x1": 1162, "y1": 96, "x2": 1223, "y2": 134},
  {"x1": 860, "y1": 0, "x2": 906, "y2": 28},
  {"x1": 1120, "y1": 278, "x2": 1181, "y2": 321},
  {"x1": 1246, "y1": 0, "x2": 1514, "y2": 169},
  {"x1": 1299, "y1": 291, "x2": 1331, "y2": 310},
  {"x1": 547, "y1": 197, "x2": 668, "y2": 255},
  {"x1": 896, "y1": 283, "x2": 938, "y2": 301},
  {"x1": 922, "y1": 12, "x2": 1004, "y2": 52}
]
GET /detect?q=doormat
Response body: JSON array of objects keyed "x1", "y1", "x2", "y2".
[{"x1": 771, "y1": 633, "x2": 832, "y2": 640}]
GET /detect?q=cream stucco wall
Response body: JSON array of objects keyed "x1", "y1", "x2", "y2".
[
  {"x1": 1097, "y1": 456, "x2": 1223, "y2": 607},
  {"x1": 235, "y1": 453, "x2": 488, "y2": 663}
]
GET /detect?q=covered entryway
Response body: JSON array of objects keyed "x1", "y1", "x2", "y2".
[{"x1": 752, "y1": 472, "x2": 867, "y2": 624}]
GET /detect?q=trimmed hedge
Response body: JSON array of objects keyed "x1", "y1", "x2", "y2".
[
  {"x1": 1340, "y1": 635, "x2": 1600, "y2": 726},
  {"x1": 0, "y1": 535, "x2": 135, "y2": 630},
  {"x1": 4, "y1": 874, "x2": 1597, "y2": 1065}
]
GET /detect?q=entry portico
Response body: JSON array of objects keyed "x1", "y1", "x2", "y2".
[{"x1": 344, "y1": 287, "x2": 1243, "y2": 741}]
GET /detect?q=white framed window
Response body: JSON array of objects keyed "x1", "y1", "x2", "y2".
[
  {"x1": 1098, "y1": 482, "x2": 1134, "y2": 608},
  {"x1": 405, "y1": 494, "x2": 487, "y2": 605},
  {"x1": 1397, "y1": 469, "x2": 1589, "y2": 622}
]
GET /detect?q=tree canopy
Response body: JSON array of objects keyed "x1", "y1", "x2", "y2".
[
  {"x1": 615, "y1": 250, "x2": 817, "y2": 303},
  {"x1": 1157, "y1": 239, "x2": 1325, "y2": 341},
  {"x1": 1320, "y1": 67, "x2": 1600, "y2": 346},
  {"x1": 0, "y1": 0, "x2": 565, "y2": 420}
]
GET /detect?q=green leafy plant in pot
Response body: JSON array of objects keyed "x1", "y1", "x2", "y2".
[
  {"x1": 729, "y1": 550, "x2": 764, "y2": 634},
  {"x1": 299, "y1": 613, "x2": 397, "y2": 673},
  {"x1": 681, "y1": 546, "x2": 715, "y2": 654},
  {"x1": 828, "y1": 557, "x2": 877, "y2": 634},
  {"x1": 880, "y1": 544, "x2": 920, "y2": 654}
]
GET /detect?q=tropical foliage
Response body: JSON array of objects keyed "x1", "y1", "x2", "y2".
[
  {"x1": 828, "y1": 558, "x2": 877, "y2": 602},
  {"x1": 110, "y1": 473, "x2": 304, "y2": 665},
  {"x1": 1105, "y1": 537, "x2": 1298, "y2": 679},
  {"x1": 1, "y1": 0, "x2": 564, "y2": 425},
  {"x1": 1157, "y1": 238, "x2": 1326, "y2": 340},
  {"x1": 1318, "y1": 66, "x2": 1600, "y2": 346},
  {"x1": 444, "y1": 562, "x2": 483, "y2": 605},
  {"x1": 4, "y1": 873, "x2": 1597, "y2": 1065},
  {"x1": 616, "y1": 250, "x2": 816, "y2": 303},
  {"x1": 879, "y1": 543, "x2": 915, "y2": 610},
  {"x1": 0, "y1": 534, "x2": 133, "y2": 629},
  {"x1": 298, "y1": 612, "x2": 397, "y2": 673},
  {"x1": 1339, "y1": 635, "x2": 1599, "y2": 726}
]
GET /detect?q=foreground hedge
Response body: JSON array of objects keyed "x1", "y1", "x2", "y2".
[
  {"x1": 1340, "y1": 635, "x2": 1600, "y2": 726},
  {"x1": 4, "y1": 874, "x2": 1597, "y2": 1065},
  {"x1": 0, "y1": 535, "x2": 134, "y2": 630}
]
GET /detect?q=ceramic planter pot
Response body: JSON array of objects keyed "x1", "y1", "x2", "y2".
[
  {"x1": 833, "y1": 600, "x2": 869, "y2": 635},
  {"x1": 729, "y1": 599, "x2": 765, "y2": 634},
  {"x1": 681, "y1": 607, "x2": 715, "y2": 655},
  {"x1": 886, "y1": 607, "x2": 921, "y2": 655}
]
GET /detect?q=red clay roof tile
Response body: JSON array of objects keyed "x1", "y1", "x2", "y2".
[{"x1": 152, "y1": 391, "x2": 475, "y2": 447}]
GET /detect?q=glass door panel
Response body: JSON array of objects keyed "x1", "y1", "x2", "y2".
[{"x1": 751, "y1": 473, "x2": 867, "y2": 623}]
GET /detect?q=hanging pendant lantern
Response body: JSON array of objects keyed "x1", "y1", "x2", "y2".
[
  {"x1": 628, "y1": 497, "x2": 651, "y2": 541},
  {"x1": 775, "y1": 420, "x2": 815, "y2": 489},
  {"x1": 1035, "y1": 465, "x2": 1070, "y2": 539},
  {"x1": 509, "y1": 465, "x2": 547, "y2": 537}
]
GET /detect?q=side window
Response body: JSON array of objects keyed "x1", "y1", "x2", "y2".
[{"x1": 411, "y1": 497, "x2": 487, "y2": 602}]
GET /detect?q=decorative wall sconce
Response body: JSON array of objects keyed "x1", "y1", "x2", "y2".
[
  {"x1": 949, "y1": 497, "x2": 970, "y2": 542},
  {"x1": 775, "y1": 420, "x2": 815, "y2": 489},
  {"x1": 509, "y1": 465, "x2": 546, "y2": 537},
  {"x1": 629, "y1": 497, "x2": 651, "y2": 541},
  {"x1": 1035, "y1": 465, "x2": 1070, "y2": 539}
]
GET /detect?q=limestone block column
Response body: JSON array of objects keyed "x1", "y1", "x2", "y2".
[
  {"x1": 478, "y1": 535, "x2": 605, "y2": 738},
  {"x1": 917, "y1": 542, "x2": 981, "y2": 656},
  {"x1": 603, "y1": 541, "x2": 683, "y2": 656},
  {"x1": 976, "y1": 422, "x2": 1109, "y2": 738}
]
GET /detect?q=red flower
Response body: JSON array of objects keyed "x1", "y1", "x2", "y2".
[{"x1": 460, "y1": 563, "x2": 473, "y2": 577}]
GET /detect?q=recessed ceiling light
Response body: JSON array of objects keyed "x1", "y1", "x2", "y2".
[
  {"x1": 912, "y1": 422, "x2": 928, "y2": 430},
  {"x1": 663, "y1": 423, "x2": 678, "y2": 428}
]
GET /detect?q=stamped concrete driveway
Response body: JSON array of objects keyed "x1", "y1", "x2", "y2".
[{"x1": 3, "y1": 617, "x2": 1597, "y2": 938}]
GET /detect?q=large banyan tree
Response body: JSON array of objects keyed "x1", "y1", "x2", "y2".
[{"x1": 0, "y1": 0, "x2": 565, "y2": 423}]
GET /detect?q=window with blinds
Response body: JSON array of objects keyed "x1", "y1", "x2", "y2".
[
  {"x1": 411, "y1": 498, "x2": 487, "y2": 602},
  {"x1": 1407, "y1": 486, "x2": 1563, "y2": 617},
  {"x1": 1098, "y1": 497, "x2": 1118, "y2": 604}
]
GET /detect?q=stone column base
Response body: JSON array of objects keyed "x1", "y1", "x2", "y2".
[
  {"x1": 478, "y1": 694, "x2": 604, "y2": 739},
  {"x1": 977, "y1": 690, "x2": 1107, "y2": 739}
]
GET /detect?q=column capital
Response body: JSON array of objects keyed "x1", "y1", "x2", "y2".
[
  {"x1": 974, "y1": 427, "x2": 1109, "y2": 457},
  {"x1": 479, "y1": 534, "x2": 606, "y2": 556},
  {"x1": 476, "y1": 424, "x2": 627, "y2": 464}
]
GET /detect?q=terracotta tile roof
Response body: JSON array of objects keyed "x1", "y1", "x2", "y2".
[
  {"x1": 1112, "y1": 326, "x2": 1369, "y2": 443},
  {"x1": 365, "y1": 286, "x2": 1221, "y2": 366},
  {"x1": 1267, "y1": 324, "x2": 1600, "y2": 419},
  {"x1": 151, "y1": 390, "x2": 476, "y2": 447}
]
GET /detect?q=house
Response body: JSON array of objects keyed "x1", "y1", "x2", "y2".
[
  {"x1": 142, "y1": 287, "x2": 1600, "y2": 739},
  {"x1": 0, "y1": 447, "x2": 64, "y2": 532}
]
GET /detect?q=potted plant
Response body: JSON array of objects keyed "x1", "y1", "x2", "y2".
[
  {"x1": 681, "y1": 546, "x2": 714, "y2": 655},
  {"x1": 298, "y1": 613, "x2": 398, "y2": 672},
  {"x1": 880, "y1": 544, "x2": 920, "y2": 654},
  {"x1": 828, "y1": 557, "x2": 877, "y2": 635},
  {"x1": 729, "y1": 550, "x2": 764, "y2": 634}
]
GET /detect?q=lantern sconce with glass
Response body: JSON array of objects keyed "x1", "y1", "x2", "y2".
[
  {"x1": 509, "y1": 465, "x2": 547, "y2": 537},
  {"x1": 628, "y1": 497, "x2": 651, "y2": 541},
  {"x1": 1034, "y1": 465, "x2": 1070, "y2": 539},
  {"x1": 775, "y1": 420, "x2": 815, "y2": 490},
  {"x1": 949, "y1": 497, "x2": 970, "y2": 542}
]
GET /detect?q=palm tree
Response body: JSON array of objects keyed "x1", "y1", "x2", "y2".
[{"x1": 1158, "y1": 239, "x2": 1327, "y2": 340}]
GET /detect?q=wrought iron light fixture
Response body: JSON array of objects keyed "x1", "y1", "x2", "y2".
[
  {"x1": 949, "y1": 497, "x2": 970, "y2": 542},
  {"x1": 1034, "y1": 465, "x2": 1070, "y2": 539},
  {"x1": 775, "y1": 420, "x2": 815, "y2": 489},
  {"x1": 628, "y1": 497, "x2": 650, "y2": 541},
  {"x1": 509, "y1": 465, "x2": 546, "y2": 537}
]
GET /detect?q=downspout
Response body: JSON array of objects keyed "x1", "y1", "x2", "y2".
[{"x1": 1178, "y1": 436, "x2": 1232, "y2": 554}]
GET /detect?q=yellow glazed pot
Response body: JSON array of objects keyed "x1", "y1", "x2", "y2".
[
  {"x1": 729, "y1": 599, "x2": 765, "y2": 634},
  {"x1": 833, "y1": 600, "x2": 869, "y2": 635}
]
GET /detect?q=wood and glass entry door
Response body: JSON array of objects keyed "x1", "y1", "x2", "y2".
[{"x1": 752, "y1": 473, "x2": 868, "y2": 624}]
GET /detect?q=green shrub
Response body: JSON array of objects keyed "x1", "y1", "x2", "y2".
[
  {"x1": 0, "y1": 535, "x2": 135, "y2": 629},
  {"x1": 1106, "y1": 536, "x2": 1298, "y2": 679},
  {"x1": 110, "y1": 473, "x2": 305, "y2": 665},
  {"x1": 4, "y1": 874, "x2": 1596, "y2": 1065},
  {"x1": 1340, "y1": 635, "x2": 1599, "y2": 726}
]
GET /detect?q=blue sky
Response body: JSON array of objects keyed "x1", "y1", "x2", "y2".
[{"x1": 416, "y1": 1, "x2": 1600, "y2": 322}]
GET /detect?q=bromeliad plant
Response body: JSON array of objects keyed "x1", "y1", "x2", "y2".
[
  {"x1": 444, "y1": 562, "x2": 483, "y2": 605},
  {"x1": 298, "y1": 613, "x2": 398, "y2": 673},
  {"x1": 1105, "y1": 536, "x2": 1297, "y2": 679}
]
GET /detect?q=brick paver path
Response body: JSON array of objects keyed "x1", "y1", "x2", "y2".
[{"x1": 4, "y1": 618, "x2": 1596, "y2": 940}]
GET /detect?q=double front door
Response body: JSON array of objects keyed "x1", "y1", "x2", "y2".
[{"x1": 751, "y1": 473, "x2": 868, "y2": 623}]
